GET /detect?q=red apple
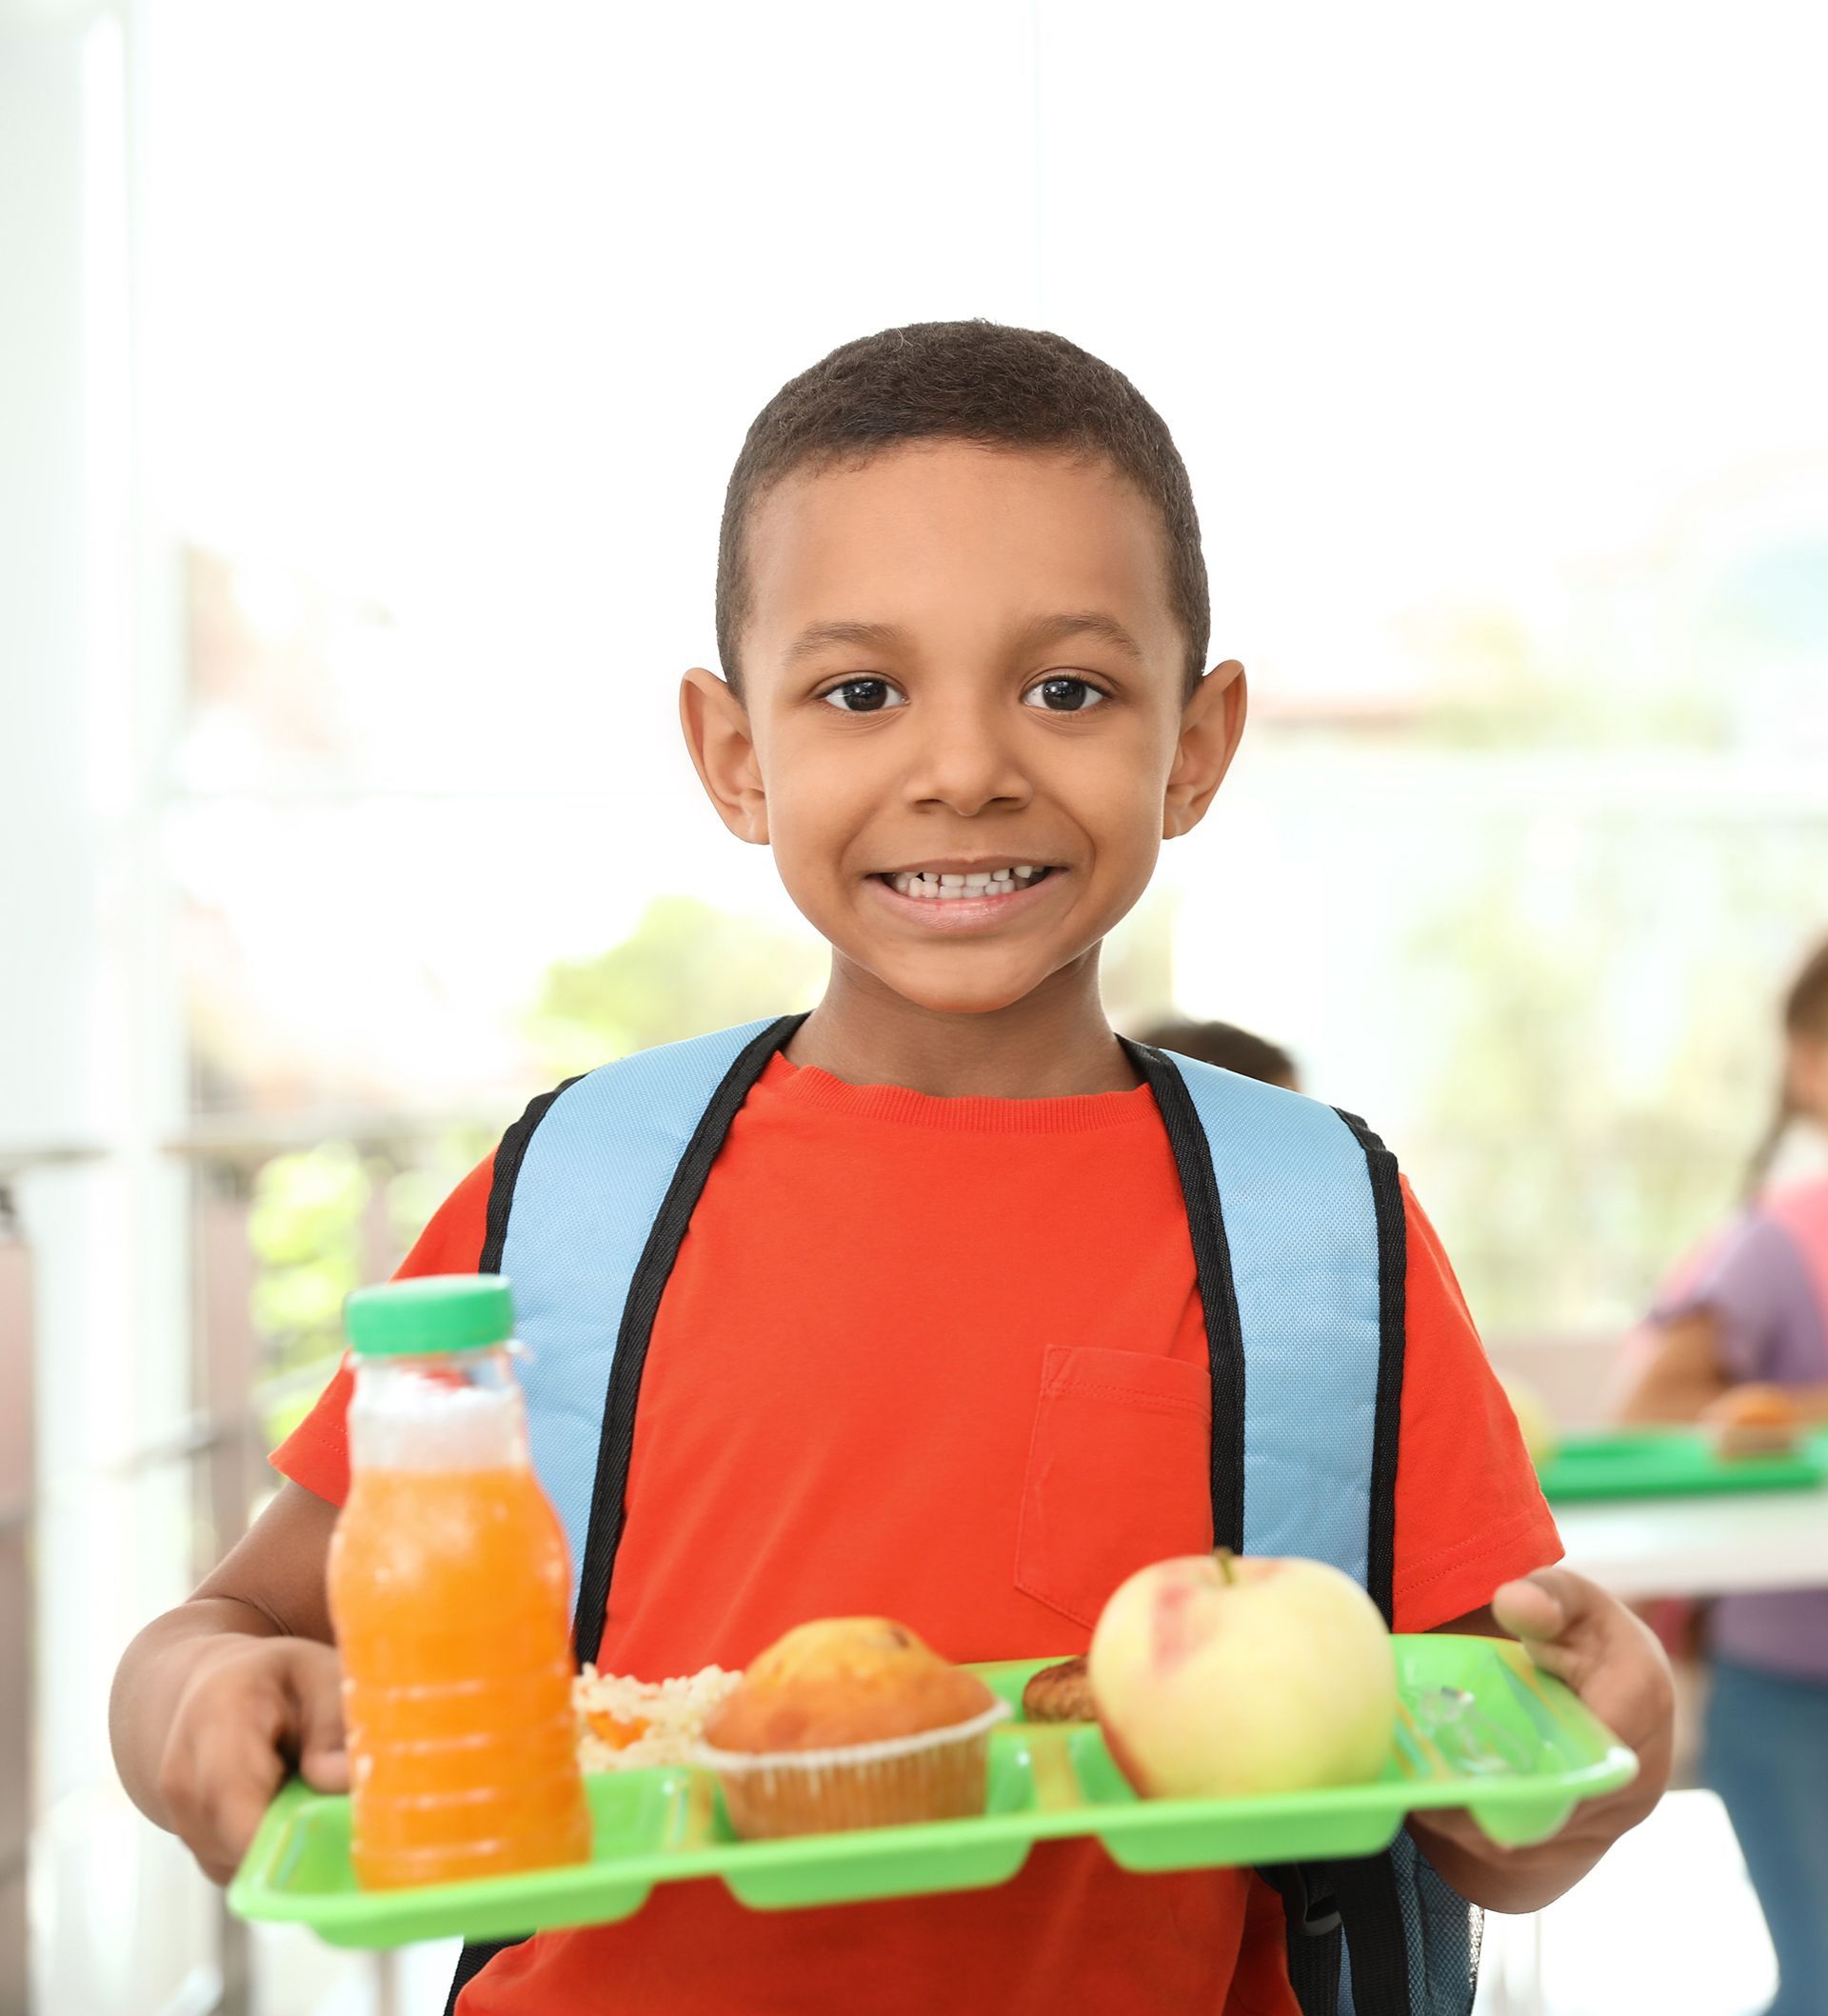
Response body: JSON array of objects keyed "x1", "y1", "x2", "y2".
[{"x1": 1088, "y1": 1550, "x2": 1398, "y2": 1800}]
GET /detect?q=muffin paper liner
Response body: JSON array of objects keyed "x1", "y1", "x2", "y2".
[{"x1": 695, "y1": 1699, "x2": 1012, "y2": 1838}]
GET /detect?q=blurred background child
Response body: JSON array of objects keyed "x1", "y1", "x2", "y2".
[
  {"x1": 1129, "y1": 1019, "x2": 1301, "y2": 1093},
  {"x1": 1619, "y1": 937, "x2": 1828, "y2": 2016}
]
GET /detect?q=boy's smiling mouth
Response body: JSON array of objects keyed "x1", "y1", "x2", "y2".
[
  {"x1": 866, "y1": 859, "x2": 1065, "y2": 928},
  {"x1": 876, "y1": 858, "x2": 1059, "y2": 897}
]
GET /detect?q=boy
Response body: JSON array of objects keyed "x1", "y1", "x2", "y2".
[{"x1": 112, "y1": 320, "x2": 1672, "y2": 2014}]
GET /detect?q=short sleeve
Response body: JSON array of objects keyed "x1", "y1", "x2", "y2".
[
  {"x1": 1391, "y1": 1178, "x2": 1563, "y2": 1632},
  {"x1": 1652, "y1": 1210, "x2": 1822, "y2": 1384},
  {"x1": 270, "y1": 1149, "x2": 496, "y2": 1507}
]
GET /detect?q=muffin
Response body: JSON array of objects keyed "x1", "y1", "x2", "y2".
[
  {"x1": 699, "y1": 1617, "x2": 1006, "y2": 1838},
  {"x1": 1706, "y1": 1384, "x2": 1805, "y2": 1459}
]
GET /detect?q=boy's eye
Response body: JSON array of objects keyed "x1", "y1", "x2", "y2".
[
  {"x1": 1023, "y1": 675, "x2": 1109, "y2": 713},
  {"x1": 821, "y1": 677, "x2": 906, "y2": 713}
]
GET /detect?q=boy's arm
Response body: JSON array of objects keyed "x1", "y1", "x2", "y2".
[
  {"x1": 109, "y1": 1480, "x2": 347, "y2": 1884},
  {"x1": 1410, "y1": 1569, "x2": 1674, "y2": 1913},
  {"x1": 114, "y1": 1146, "x2": 497, "y2": 1883},
  {"x1": 1390, "y1": 1180, "x2": 1672, "y2": 1911}
]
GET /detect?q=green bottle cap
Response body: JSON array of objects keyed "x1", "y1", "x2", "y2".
[{"x1": 343, "y1": 1274, "x2": 516, "y2": 1357}]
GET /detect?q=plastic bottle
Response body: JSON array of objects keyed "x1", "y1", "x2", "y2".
[{"x1": 329, "y1": 1273, "x2": 591, "y2": 1887}]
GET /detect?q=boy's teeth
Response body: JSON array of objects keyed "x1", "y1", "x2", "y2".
[{"x1": 885, "y1": 865, "x2": 1048, "y2": 900}]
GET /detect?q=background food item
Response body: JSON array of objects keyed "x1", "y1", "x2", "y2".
[
  {"x1": 1088, "y1": 1550, "x2": 1399, "y2": 1802},
  {"x1": 574, "y1": 1665, "x2": 744, "y2": 1772},
  {"x1": 700, "y1": 1617, "x2": 1005, "y2": 1839},
  {"x1": 1705, "y1": 1383, "x2": 1805, "y2": 1459},
  {"x1": 1021, "y1": 1655, "x2": 1096, "y2": 1724},
  {"x1": 1499, "y1": 1371, "x2": 1560, "y2": 1469}
]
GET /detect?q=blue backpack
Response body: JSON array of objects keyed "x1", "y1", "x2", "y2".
[{"x1": 444, "y1": 1013, "x2": 1480, "y2": 2016}]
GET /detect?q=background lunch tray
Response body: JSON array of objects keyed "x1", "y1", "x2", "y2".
[
  {"x1": 1538, "y1": 1427, "x2": 1828, "y2": 1503},
  {"x1": 229, "y1": 1635, "x2": 1636, "y2": 1948}
]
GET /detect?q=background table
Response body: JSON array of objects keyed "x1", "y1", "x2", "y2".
[{"x1": 1556, "y1": 1479, "x2": 1828, "y2": 1598}]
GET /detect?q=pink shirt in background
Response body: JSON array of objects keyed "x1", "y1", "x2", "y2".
[{"x1": 1653, "y1": 1176, "x2": 1828, "y2": 1683}]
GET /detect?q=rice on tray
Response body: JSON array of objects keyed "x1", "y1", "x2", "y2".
[{"x1": 574, "y1": 1663, "x2": 744, "y2": 1771}]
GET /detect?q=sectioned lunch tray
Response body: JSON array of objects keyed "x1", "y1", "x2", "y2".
[
  {"x1": 229, "y1": 1636, "x2": 1635, "y2": 1949},
  {"x1": 1539, "y1": 1427, "x2": 1828, "y2": 1503}
]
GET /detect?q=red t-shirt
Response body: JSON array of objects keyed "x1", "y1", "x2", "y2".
[{"x1": 277, "y1": 1051, "x2": 1560, "y2": 2014}]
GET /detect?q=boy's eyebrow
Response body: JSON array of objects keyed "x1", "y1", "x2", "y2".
[{"x1": 780, "y1": 609, "x2": 1149, "y2": 670}]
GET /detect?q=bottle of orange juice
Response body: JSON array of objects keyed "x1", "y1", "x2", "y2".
[{"x1": 330, "y1": 1274, "x2": 590, "y2": 1888}]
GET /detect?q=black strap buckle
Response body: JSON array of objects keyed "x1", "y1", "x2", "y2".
[{"x1": 1262, "y1": 1861, "x2": 1342, "y2": 1936}]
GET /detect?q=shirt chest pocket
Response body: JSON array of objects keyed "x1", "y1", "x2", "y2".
[{"x1": 1014, "y1": 1345, "x2": 1215, "y2": 1632}]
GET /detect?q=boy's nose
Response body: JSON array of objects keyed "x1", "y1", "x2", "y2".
[{"x1": 898, "y1": 710, "x2": 1033, "y2": 816}]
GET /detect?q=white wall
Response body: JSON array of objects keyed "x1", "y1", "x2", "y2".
[{"x1": 2, "y1": 6, "x2": 206, "y2": 2010}]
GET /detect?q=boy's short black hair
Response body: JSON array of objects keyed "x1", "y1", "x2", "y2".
[{"x1": 716, "y1": 319, "x2": 1210, "y2": 706}]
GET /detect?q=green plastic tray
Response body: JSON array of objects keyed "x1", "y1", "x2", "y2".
[
  {"x1": 1539, "y1": 1427, "x2": 1827, "y2": 1503},
  {"x1": 230, "y1": 1636, "x2": 1633, "y2": 1948}
]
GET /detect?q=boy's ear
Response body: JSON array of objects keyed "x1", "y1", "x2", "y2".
[
  {"x1": 1162, "y1": 658, "x2": 1247, "y2": 840},
  {"x1": 680, "y1": 668, "x2": 769, "y2": 845}
]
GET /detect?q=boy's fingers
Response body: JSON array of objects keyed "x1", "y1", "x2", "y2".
[
  {"x1": 206, "y1": 1785, "x2": 280, "y2": 1885},
  {"x1": 1490, "y1": 1565, "x2": 1622, "y2": 1646},
  {"x1": 301, "y1": 1745, "x2": 350, "y2": 1794},
  {"x1": 1492, "y1": 1567, "x2": 1675, "y2": 1761},
  {"x1": 1489, "y1": 1572, "x2": 1567, "y2": 1643},
  {"x1": 1489, "y1": 1567, "x2": 1607, "y2": 1687},
  {"x1": 1414, "y1": 1565, "x2": 1675, "y2": 1886},
  {"x1": 162, "y1": 1637, "x2": 349, "y2": 1884},
  {"x1": 184, "y1": 1709, "x2": 291, "y2": 1880},
  {"x1": 284, "y1": 1643, "x2": 349, "y2": 1792}
]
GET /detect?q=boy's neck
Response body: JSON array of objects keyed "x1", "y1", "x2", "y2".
[{"x1": 785, "y1": 963, "x2": 1142, "y2": 1100}]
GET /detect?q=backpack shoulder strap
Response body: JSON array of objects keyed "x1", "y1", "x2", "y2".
[
  {"x1": 1120, "y1": 1040, "x2": 1406, "y2": 1619},
  {"x1": 486, "y1": 1013, "x2": 806, "y2": 1647},
  {"x1": 1122, "y1": 1045, "x2": 1459, "y2": 2016}
]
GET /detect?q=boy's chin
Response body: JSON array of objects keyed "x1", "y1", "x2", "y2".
[{"x1": 863, "y1": 953, "x2": 1064, "y2": 1019}]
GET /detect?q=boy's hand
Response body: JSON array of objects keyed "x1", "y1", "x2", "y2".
[
  {"x1": 1406, "y1": 1567, "x2": 1674, "y2": 1913},
  {"x1": 155, "y1": 1634, "x2": 348, "y2": 1885}
]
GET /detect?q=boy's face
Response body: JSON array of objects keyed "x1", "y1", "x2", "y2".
[{"x1": 682, "y1": 441, "x2": 1243, "y2": 1019}]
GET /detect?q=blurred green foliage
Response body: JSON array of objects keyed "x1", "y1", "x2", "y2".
[
  {"x1": 1399, "y1": 604, "x2": 1728, "y2": 751},
  {"x1": 248, "y1": 1142, "x2": 368, "y2": 1450},
  {"x1": 248, "y1": 1127, "x2": 493, "y2": 1451},
  {"x1": 248, "y1": 1143, "x2": 369, "y2": 1369},
  {"x1": 1406, "y1": 823, "x2": 1826, "y2": 1330},
  {"x1": 525, "y1": 894, "x2": 826, "y2": 1077}
]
